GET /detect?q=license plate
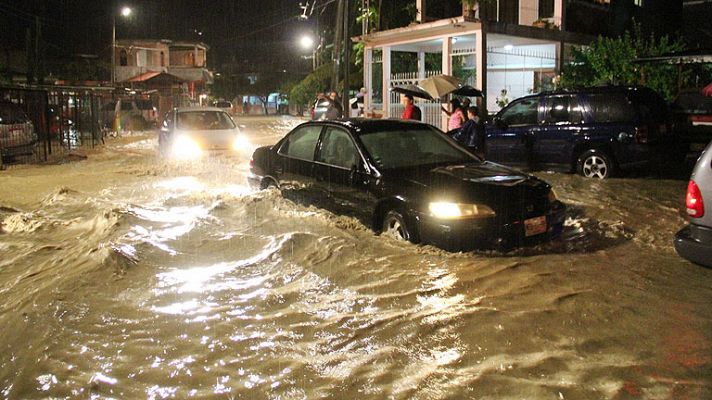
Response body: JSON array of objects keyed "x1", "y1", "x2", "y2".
[{"x1": 524, "y1": 216, "x2": 547, "y2": 237}]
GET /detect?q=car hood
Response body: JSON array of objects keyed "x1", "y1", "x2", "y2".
[
  {"x1": 178, "y1": 129, "x2": 239, "y2": 147},
  {"x1": 387, "y1": 161, "x2": 550, "y2": 205}
]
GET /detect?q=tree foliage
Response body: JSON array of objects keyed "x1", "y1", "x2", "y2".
[
  {"x1": 289, "y1": 63, "x2": 333, "y2": 109},
  {"x1": 560, "y1": 25, "x2": 685, "y2": 101}
]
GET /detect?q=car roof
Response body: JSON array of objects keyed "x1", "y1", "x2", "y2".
[
  {"x1": 526, "y1": 85, "x2": 657, "y2": 98},
  {"x1": 302, "y1": 118, "x2": 434, "y2": 135},
  {"x1": 175, "y1": 107, "x2": 227, "y2": 113}
]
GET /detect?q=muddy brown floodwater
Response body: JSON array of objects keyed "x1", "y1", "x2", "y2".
[{"x1": 0, "y1": 116, "x2": 711, "y2": 399}]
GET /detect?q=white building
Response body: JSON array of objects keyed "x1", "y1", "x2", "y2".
[{"x1": 357, "y1": 0, "x2": 594, "y2": 130}]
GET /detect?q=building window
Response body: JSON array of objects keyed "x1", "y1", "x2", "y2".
[
  {"x1": 499, "y1": 0, "x2": 519, "y2": 24},
  {"x1": 539, "y1": 0, "x2": 554, "y2": 18},
  {"x1": 160, "y1": 51, "x2": 165, "y2": 67},
  {"x1": 634, "y1": 0, "x2": 643, "y2": 6},
  {"x1": 119, "y1": 49, "x2": 128, "y2": 66}
]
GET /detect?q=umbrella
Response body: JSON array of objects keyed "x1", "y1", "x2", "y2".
[
  {"x1": 390, "y1": 84, "x2": 434, "y2": 100},
  {"x1": 419, "y1": 74, "x2": 460, "y2": 98},
  {"x1": 452, "y1": 85, "x2": 483, "y2": 97}
]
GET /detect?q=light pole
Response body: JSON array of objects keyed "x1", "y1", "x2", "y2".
[
  {"x1": 298, "y1": 34, "x2": 316, "y2": 70},
  {"x1": 111, "y1": 6, "x2": 132, "y2": 86}
]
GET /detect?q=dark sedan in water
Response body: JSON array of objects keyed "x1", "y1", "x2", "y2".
[{"x1": 248, "y1": 119, "x2": 566, "y2": 250}]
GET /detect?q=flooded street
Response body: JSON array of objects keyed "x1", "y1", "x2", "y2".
[{"x1": 1, "y1": 116, "x2": 711, "y2": 399}]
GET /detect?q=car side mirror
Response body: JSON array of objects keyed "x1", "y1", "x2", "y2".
[{"x1": 349, "y1": 163, "x2": 369, "y2": 186}]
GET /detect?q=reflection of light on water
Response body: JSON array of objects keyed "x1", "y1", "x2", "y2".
[
  {"x1": 428, "y1": 348, "x2": 461, "y2": 366},
  {"x1": 36, "y1": 374, "x2": 58, "y2": 391},
  {"x1": 89, "y1": 372, "x2": 118, "y2": 386},
  {"x1": 146, "y1": 385, "x2": 177, "y2": 399},
  {"x1": 153, "y1": 299, "x2": 202, "y2": 315},
  {"x1": 156, "y1": 262, "x2": 265, "y2": 294},
  {"x1": 154, "y1": 176, "x2": 204, "y2": 192},
  {"x1": 126, "y1": 204, "x2": 211, "y2": 255}
]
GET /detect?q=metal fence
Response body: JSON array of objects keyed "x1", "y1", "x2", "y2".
[
  {"x1": 0, "y1": 86, "x2": 112, "y2": 168},
  {"x1": 389, "y1": 71, "x2": 443, "y2": 129}
]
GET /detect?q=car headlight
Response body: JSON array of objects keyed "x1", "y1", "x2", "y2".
[
  {"x1": 232, "y1": 135, "x2": 250, "y2": 152},
  {"x1": 172, "y1": 136, "x2": 202, "y2": 159},
  {"x1": 428, "y1": 202, "x2": 496, "y2": 219}
]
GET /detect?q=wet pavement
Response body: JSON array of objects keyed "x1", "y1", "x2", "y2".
[{"x1": 0, "y1": 116, "x2": 711, "y2": 399}]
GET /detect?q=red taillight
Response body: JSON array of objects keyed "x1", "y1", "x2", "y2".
[
  {"x1": 686, "y1": 180, "x2": 705, "y2": 218},
  {"x1": 634, "y1": 126, "x2": 648, "y2": 144}
]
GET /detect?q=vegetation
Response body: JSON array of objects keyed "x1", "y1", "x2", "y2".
[
  {"x1": 288, "y1": 63, "x2": 333, "y2": 111},
  {"x1": 560, "y1": 25, "x2": 685, "y2": 101}
]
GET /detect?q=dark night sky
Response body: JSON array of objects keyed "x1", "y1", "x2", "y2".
[{"x1": 0, "y1": 0, "x2": 320, "y2": 72}]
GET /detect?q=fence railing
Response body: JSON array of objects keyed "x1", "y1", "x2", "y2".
[
  {"x1": 1, "y1": 85, "x2": 114, "y2": 167},
  {"x1": 388, "y1": 71, "x2": 445, "y2": 129}
]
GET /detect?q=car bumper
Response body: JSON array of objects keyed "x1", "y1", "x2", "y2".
[
  {"x1": 674, "y1": 223, "x2": 712, "y2": 268},
  {"x1": 246, "y1": 171, "x2": 263, "y2": 190},
  {"x1": 417, "y1": 202, "x2": 566, "y2": 251},
  {"x1": 1, "y1": 141, "x2": 36, "y2": 157}
]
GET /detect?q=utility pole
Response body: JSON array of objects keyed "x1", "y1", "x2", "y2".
[
  {"x1": 331, "y1": 0, "x2": 345, "y2": 91},
  {"x1": 342, "y1": 0, "x2": 350, "y2": 117}
]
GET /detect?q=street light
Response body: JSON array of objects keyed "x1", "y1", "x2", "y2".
[
  {"x1": 299, "y1": 35, "x2": 315, "y2": 50},
  {"x1": 111, "y1": 6, "x2": 132, "y2": 86}
]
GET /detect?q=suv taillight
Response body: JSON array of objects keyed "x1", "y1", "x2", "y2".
[
  {"x1": 686, "y1": 180, "x2": 704, "y2": 218},
  {"x1": 634, "y1": 126, "x2": 648, "y2": 144}
]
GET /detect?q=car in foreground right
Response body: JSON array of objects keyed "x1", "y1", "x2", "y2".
[{"x1": 675, "y1": 140, "x2": 712, "y2": 268}]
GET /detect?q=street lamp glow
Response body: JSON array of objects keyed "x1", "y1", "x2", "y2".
[
  {"x1": 299, "y1": 35, "x2": 315, "y2": 50},
  {"x1": 120, "y1": 6, "x2": 132, "y2": 17}
]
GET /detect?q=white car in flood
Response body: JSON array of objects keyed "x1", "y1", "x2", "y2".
[{"x1": 159, "y1": 107, "x2": 247, "y2": 159}]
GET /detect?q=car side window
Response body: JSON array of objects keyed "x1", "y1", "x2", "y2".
[
  {"x1": 317, "y1": 127, "x2": 359, "y2": 169},
  {"x1": 545, "y1": 95, "x2": 583, "y2": 125},
  {"x1": 500, "y1": 99, "x2": 539, "y2": 127},
  {"x1": 278, "y1": 125, "x2": 322, "y2": 161},
  {"x1": 587, "y1": 93, "x2": 636, "y2": 123}
]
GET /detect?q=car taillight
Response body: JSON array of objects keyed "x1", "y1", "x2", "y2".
[
  {"x1": 634, "y1": 126, "x2": 648, "y2": 144},
  {"x1": 686, "y1": 180, "x2": 704, "y2": 218}
]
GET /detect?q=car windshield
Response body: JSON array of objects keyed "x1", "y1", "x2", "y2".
[
  {"x1": 360, "y1": 127, "x2": 478, "y2": 169},
  {"x1": 176, "y1": 111, "x2": 235, "y2": 130},
  {"x1": 215, "y1": 101, "x2": 232, "y2": 108}
]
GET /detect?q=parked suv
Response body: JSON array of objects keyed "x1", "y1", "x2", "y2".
[
  {"x1": 101, "y1": 99, "x2": 157, "y2": 130},
  {"x1": 485, "y1": 86, "x2": 673, "y2": 179},
  {"x1": 675, "y1": 140, "x2": 712, "y2": 267},
  {"x1": 0, "y1": 101, "x2": 37, "y2": 162},
  {"x1": 671, "y1": 89, "x2": 712, "y2": 151}
]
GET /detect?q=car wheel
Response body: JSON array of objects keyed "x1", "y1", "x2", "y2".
[
  {"x1": 578, "y1": 149, "x2": 614, "y2": 179},
  {"x1": 261, "y1": 178, "x2": 279, "y2": 190},
  {"x1": 382, "y1": 210, "x2": 417, "y2": 243}
]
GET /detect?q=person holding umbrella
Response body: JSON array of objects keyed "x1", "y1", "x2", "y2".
[
  {"x1": 400, "y1": 94, "x2": 422, "y2": 121},
  {"x1": 442, "y1": 98, "x2": 465, "y2": 132}
]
